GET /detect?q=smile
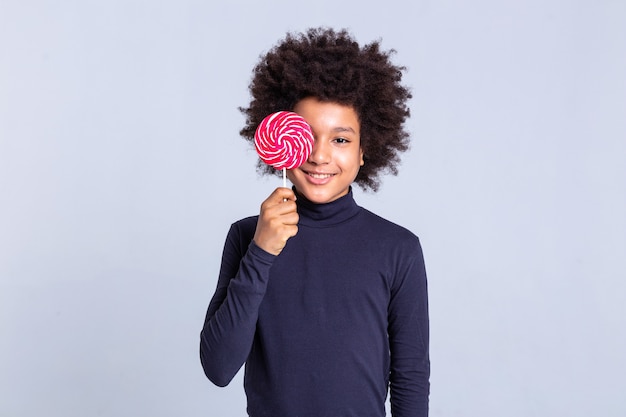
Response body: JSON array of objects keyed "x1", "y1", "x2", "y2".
[
  {"x1": 300, "y1": 169, "x2": 337, "y2": 185},
  {"x1": 306, "y1": 172, "x2": 334, "y2": 179}
]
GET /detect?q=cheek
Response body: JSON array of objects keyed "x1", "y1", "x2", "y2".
[
  {"x1": 345, "y1": 151, "x2": 363, "y2": 171},
  {"x1": 286, "y1": 170, "x2": 298, "y2": 182}
]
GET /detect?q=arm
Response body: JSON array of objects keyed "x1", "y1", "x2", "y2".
[
  {"x1": 199, "y1": 187, "x2": 299, "y2": 386},
  {"x1": 200, "y1": 225, "x2": 275, "y2": 386},
  {"x1": 388, "y1": 237, "x2": 430, "y2": 417}
]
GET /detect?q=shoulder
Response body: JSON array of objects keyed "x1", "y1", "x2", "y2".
[
  {"x1": 355, "y1": 208, "x2": 426, "y2": 289},
  {"x1": 224, "y1": 215, "x2": 258, "y2": 253},
  {"x1": 358, "y1": 208, "x2": 421, "y2": 248},
  {"x1": 231, "y1": 215, "x2": 258, "y2": 232}
]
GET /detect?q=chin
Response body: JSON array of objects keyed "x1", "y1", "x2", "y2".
[{"x1": 296, "y1": 187, "x2": 346, "y2": 204}]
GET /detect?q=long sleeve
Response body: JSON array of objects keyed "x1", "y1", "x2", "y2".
[
  {"x1": 200, "y1": 192, "x2": 430, "y2": 416},
  {"x1": 199, "y1": 219, "x2": 275, "y2": 387},
  {"x1": 388, "y1": 237, "x2": 430, "y2": 417}
]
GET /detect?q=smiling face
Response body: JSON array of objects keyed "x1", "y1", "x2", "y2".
[{"x1": 287, "y1": 97, "x2": 364, "y2": 204}]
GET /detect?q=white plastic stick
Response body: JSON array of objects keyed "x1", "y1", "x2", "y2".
[{"x1": 283, "y1": 168, "x2": 287, "y2": 188}]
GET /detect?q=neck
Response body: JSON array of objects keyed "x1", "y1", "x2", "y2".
[{"x1": 294, "y1": 187, "x2": 361, "y2": 227}]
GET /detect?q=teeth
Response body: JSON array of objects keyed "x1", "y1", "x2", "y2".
[{"x1": 309, "y1": 173, "x2": 332, "y2": 179}]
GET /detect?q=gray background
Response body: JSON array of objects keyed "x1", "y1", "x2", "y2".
[{"x1": 1, "y1": 0, "x2": 625, "y2": 416}]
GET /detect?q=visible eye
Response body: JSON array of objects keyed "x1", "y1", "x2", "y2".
[{"x1": 333, "y1": 137, "x2": 349, "y2": 144}]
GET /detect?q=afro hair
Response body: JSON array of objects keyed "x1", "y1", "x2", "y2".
[{"x1": 239, "y1": 27, "x2": 412, "y2": 191}]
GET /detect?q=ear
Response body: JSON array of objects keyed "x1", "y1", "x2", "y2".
[{"x1": 359, "y1": 148, "x2": 365, "y2": 166}]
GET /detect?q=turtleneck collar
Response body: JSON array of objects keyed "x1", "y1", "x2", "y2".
[{"x1": 294, "y1": 187, "x2": 361, "y2": 227}]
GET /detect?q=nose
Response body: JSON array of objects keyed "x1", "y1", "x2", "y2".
[{"x1": 307, "y1": 138, "x2": 330, "y2": 165}]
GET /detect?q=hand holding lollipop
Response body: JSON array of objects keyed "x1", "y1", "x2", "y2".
[
  {"x1": 253, "y1": 111, "x2": 313, "y2": 254},
  {"x1": 254, "y1": 111, "x2": 314, "y2": 187}
]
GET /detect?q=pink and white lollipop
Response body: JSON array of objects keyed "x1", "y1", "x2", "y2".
[{"x1": 254, "y1": 111, "x2": 314, "y2": 186}]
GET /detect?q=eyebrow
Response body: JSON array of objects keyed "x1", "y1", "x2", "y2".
[{"x1": 332, "y1": 126, "x2": 357, "y2": 134}]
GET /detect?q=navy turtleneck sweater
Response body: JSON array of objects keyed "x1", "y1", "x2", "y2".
[{"x1": 200, "y1": 190, "x2": 429, "y2": 417}]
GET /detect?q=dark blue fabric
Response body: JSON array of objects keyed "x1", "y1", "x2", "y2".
[{"x1": 200, "y1": 190, "x2": 429, "y2": 416}]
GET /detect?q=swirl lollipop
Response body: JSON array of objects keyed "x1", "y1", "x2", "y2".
[{"x1": 254, "y1": 111, "x2": 314, "y2": 187}]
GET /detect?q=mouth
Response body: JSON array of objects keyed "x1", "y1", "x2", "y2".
[
  {"x1": 306, "y1": 171, "x2": 334, "y2": 179},
  {"x1": 301, "y1": 169, "x2": 336, "y2": 184}
]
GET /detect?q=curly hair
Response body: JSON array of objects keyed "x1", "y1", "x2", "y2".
[{"x1": 239, "y1": 27, "x2": 412, "y2": 191}]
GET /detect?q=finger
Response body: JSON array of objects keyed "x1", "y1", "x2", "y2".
[
  {"x1": 263, "y1": 210, "x2": 298, "y2": 231},
  {"x1": 283, "y1": 224, "x2": 298, "y2": 239},
  {"x1": 281, "y1": 211, "x2": 299, "y2": 226},
  {"x1": 260, "y1": 197, "x2": 296, "y2": 218},
  {"x1": 261, "y1": 190, "x2": 297, "y2": 212},
  {"x1": 269, "y1": 187, "x2": 296, "y2": 204}
]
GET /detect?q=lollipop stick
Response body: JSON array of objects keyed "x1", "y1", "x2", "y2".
[{"x1": 283, "y1": 168, "x2": 287, "y2": 188}]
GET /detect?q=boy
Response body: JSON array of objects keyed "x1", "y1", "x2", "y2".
[{"x1": 200, "y1": 27, "x2": 429, "y2": 417}]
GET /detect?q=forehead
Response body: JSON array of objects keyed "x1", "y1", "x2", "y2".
[{"x1": 293, "y1": 97, "x2": 360, "y2": 133}]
